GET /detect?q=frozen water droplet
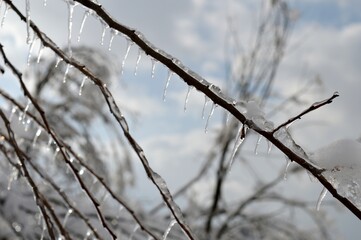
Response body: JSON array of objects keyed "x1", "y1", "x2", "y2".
[
  {"x1": 151, "y1": 58, "x2": 157, "y2": 79},
  {"x1": 9, "y1": 105, "x2": 17, "y2": 122},
  {"x1": 163, "y1": 70, "x2": 173, "y2": 102},
  {"x1": 108, "y1": 29, "x2": 118, "y2": 51},
  {"x1": 27, "y1": 35, "x2": 37, "y2": 66},
  {"x1": 7, "y1": 167, "x2": 18, "y2": 190},
  {"x1": 184, "y1": 86, "x2": 193, "y2": 112},
  {"x1": 24, "y1": 118, "x2": 32, "y2": 131},
  {"x1": 202, "y1": 95, "x2": 210, "y2": 119},
  {"x1": 316, "y1": 187, "x2": 328, "y2": 211},
  {"x1": 78, "y1": 166, "x2": 85, "y2": 175},
  {"x1": 254, "y1": 135, "x2": 262, "y2": 155},
  {"x1": 100, "y1": 20, "x2": 108, "y2": 46},
  {"x1": 46, "y1": 137, "x2": 53, "y2": 151},
  {"x1": 205, "y1": 102, "x2": 216, "y2": 133},
  {"x1": 120, "y1": 38, "x2": 133, "y2": 76},
  {"x1": 63, "y1": 208, "x2": 73, "y2": 227},
  {"x1": 37, "y1": 43, "x2": 44, "y2": 63},
  {"x1": 79, "y1": 76, "x2": 87, "y2": 96},
  {"x1": 20, "y1": 99, "x2": 31, "y2": 122},
  {"x1": 228, "y1": 126, "x2": 245, "y2": 169},
  {"x1": 78, "y1": 10, "x2": 90, "y2": 42},
  {"x1": 162, "y1": 219, "x2": 177, "y2": 240},
  {"x1": 63, "y1": 64, "x2": 70, "y2": 83},
  {"x1": 283, "y1": 160, "x2": 291, "y2": 180},
  {"x1": 1, "y1": 4, "x2": 10, "y2": 28},
  {"x1": 134, "y1": 48, "x2": 143, "y2": 76},
  {"x1": 25, "y1": 0, "x2": 31, "y2": 44},
  {"x1": 83, "y1": 230, "x2": 92, "y2": 240},
  {"x1": 32, "y1": 128, "x2": 42, "y2": 147}
]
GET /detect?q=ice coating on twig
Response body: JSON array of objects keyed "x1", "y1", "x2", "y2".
[
  {"x1": 311, "y1": 139, "x2": 361, "y2": 208},
  {"x1": 274, "y1": 127, "x2": 308, "y2": 159}
]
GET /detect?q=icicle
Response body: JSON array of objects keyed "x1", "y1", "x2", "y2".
[
  {"x1": 9, "y1": 105, "x2": 17, "y2": 122},
  {"x1": 225, "y1": 111, "x2": 230, "y2": 123},
  {"x1": 202, "y1": 95, "x2": 210, "y2": 119},
  {"x1": 162, "y1": 219, "x2": 177, "y2": 240},
  {"x1": 316, "y1": 187, "x2": 328, "y2": 211},
  {"x1": 108, "y1": 29, "x2": 118, "y2": 51},
  {"x1": 184, "y1": 86, "x2": 193, "y2": 112},
  {"x1": 46, "y1": 137, "x2": 53, "y2": 151},
  {"x1": 100, "y1": 20, "x2": 108, "y2": 46},
  {"x1": 116, "y1": 205, "x2": 124, "y2": 219},
  {"x1": 43, "y1": 0, "x2": 47, "y2": 7},
  {"x1": 66, "y1": 1, "x2": 76, "y2": 56},
  {"x1": 129, "y1": 225, "x2": 139, "y2": 240},
  {"x1": 254, "y1": 135, "x2": 262, "y2": 155},
  {"x1": 1, "y1": 4, "x2": 9, "y2": 27},
  {"x1": 77, "y1": 10, "x2": 90, "y2": 42},
  {"x1": 163, "y1": 70, "x2": 174, "y2": 101},
  {"x1": 32, "y1": 128, "x2": 42, "y2": 147},
  {"x1": 20, "y1": 99, "x2": 31, "y2": 122},
  {"x1": 134, "y1": 48, "x2": 142, "y2": 76},
  {"x1": 205, "y1": 102, "x2": 216, "y2": 133},
  {"x1": 37, "y1": 43, "x2": 44, "y2": 63},
  {"x1": 267, "y1": 140, "x2": 272, "y2": 154},
  {"x1": 63, "y1": 64, "x2": 70, "y2": 83},
  {"x1": 25, "y1": 0, "x2": 31, "y2": 44},
  {"x1": 40, "y1": 219, "x2": 46, "y2": 240},
  {"x1": 27, "y1": 35, "x2": 37, "y2": 66},
  {"x1": 63, "y1": 208, "x2": 73, "y2": 227},
  {"x1": 283, "y1": 159, "x2": 291, "y2": 180},
  {"x1": 228, "y1": 126, "x2": 245, "y2": 169},
  {"x1": 120, "y1": 39, "x2": 133, "y2": 76},
  {"x1": 7, "y1": 167, "x2": 18, "y2": 190},
  {"x1": 150, "y1": 58, "x2": 157, "y2": 78},
  {"x1": 53, "y1": 147, "x2": 60, "y2": 160},
  {"x1": 79, "y1": 76, "x2": 87, "y2": 96},
  {"x1": 54, "y1": 58, "x2": 63, "y2": 69},
  {"x1": 99, "y1": 192, "x2": 108, "y2": 205}
]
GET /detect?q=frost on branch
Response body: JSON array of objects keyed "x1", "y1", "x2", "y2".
[{"x1": 311, "y1": 139, "x2": 361, "y2": 208}]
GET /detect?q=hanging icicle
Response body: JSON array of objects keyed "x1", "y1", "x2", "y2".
[
  {"x1": 25, "y1": 0, "x2": 31, "y2": 44},
  {"x1": 205, "y1": 102, "x2": 216, "y2": 133},
  {"x1": 1, "y1": 4, "x2": 10, "y2": 28},
  {"x1": 108, "y1": 29, "x2": 118, "y2": 51},
  {"x1": 20, "y1": 99, "x2": 31, "y2": 122},
  {"x1": 150, "y1": 58, "x2": 157, "y2": 79},
  {"x1": 184, "y1": 86, "x2": 193, "y2": 112},
  {"x1": 66, "y1": 1, "x2": 77, "y2": 56},
  {"x1": 100, "y1": 20, "x2": 109, "y2": 46},
  {"x1": 120, "y1": 38, "x2": 133, "y2": 76},
  {"x1": 9, "y1": 105, "x2": 17, "y2": 122},
  {"x1": 163, "y1": 70, "x2": 174, "y2": 102},
  {"x1": 228, "y1": 125, "x2": 246, "y2": 169},
  {"x1": 37, "y1": 42, "x2": 44, "y2": 63},
  {"x1": 55, "y1": 57, "x2": 62, "y2": 68},
  {"x1": 78, "y1": 76, "x2": 87, "y2": 96},
  {"x1": 63, "y1": 64, "x2": 70, "y2": 83},
  {"x1": 202, "y1": 95, "x2": 210, "y2": 119},
  {"x1": 134, "y1": 47, "x2": 143, "y2": 76},
  {"x1": 43, "y1": 0, "x2": 47, "y2": 7},
  {"x1": 316, "y1": 187, "x2": 328, "y2": 211},
  {"x1": 78, "y1": 10, "x2": 90, "y2": 42},
  {"x1": 7, "y1": 167, "x2": 18, "y2": 190},
  {"x1": 129, "y1": 225, "x2": 140, "y2": 240},
  {"x1": 24, "y1": 118, "x2": 32, "y2": 131},
  {"x1": 32, "y1": 128, "x2": 42, "y2": 147},
  {"x1": 162, "y1": 219, "x2": 177, "y2": 240},
  {"x1": 254, "y1": 135, "x2": 262, "y2": 155},
  {"x1": 27, "y1": 34, "x2": 37, "y2": 66},
  {"x1": 63, "y1": 208, "x2": 73, "y2": 227},
  {"x1": 283, "y1": 159, "x2": 291, "y2": 180}
]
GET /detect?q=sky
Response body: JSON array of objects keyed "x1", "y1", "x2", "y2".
[{"x1": 1, "y1": 0, "x2": 361, "y2": 239}]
